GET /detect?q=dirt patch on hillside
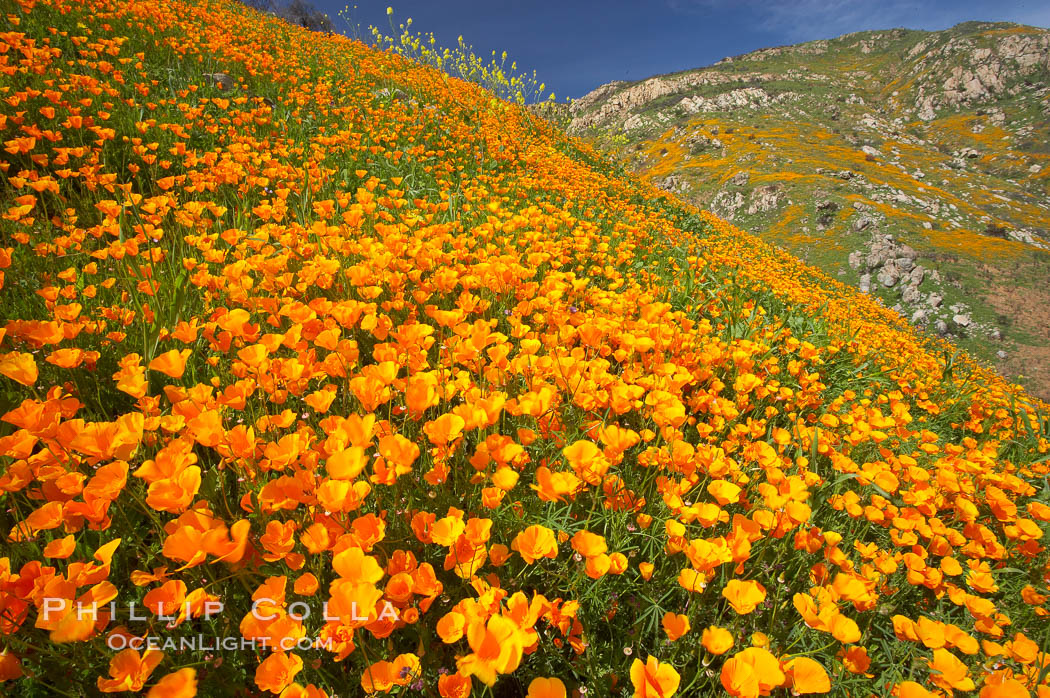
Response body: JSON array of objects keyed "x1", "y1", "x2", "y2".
[
  {"x1": 983, "y1": 274, "x2": 1050, "y2": 402},
  {"x1": 999, "y1": 344, "x2": 1050, "y2": 402}
]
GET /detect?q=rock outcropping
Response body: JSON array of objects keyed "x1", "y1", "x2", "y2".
[{"x1": 566, "y1": 21, "x2": 1050, "y2": 397}]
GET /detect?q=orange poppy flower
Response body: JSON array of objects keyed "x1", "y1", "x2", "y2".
[
  {"x1": 721, "y1": 647, "x2": 784, "y2": 698},
  {"x1": 293, "y1": 573, "x2": 319, "y2": 596},
  {"x1": 629, "y1": 656, "x2": 681, "y2": 698},
  {"x1": 444, "y1": 536, "x2": 487, "y2": 578},
  {"x1": 431, "y1": 515, "x2": 467, "y2": 547},
  {"x1": 829, "y1": 613, "x2": 861, "y2": 644},
  {"x1": 48, "y1": 581, "x2": 118, "y2": 643},
  {"x1": 327, "y1": 446, "x2": 368, "y2": 480},
  {"x1": 708, "y1": 479, "x2": 743, "y2": 506},
  {"x1": 97, "y1": 649, "x2": 164, "y2": 693},
  {"x1": 458, "y1": 615, "x2": 525, "y2": 686},
  {"x1": 148, "y1": 349, "x2": 191, "y2": 379},
  {"x1": 145, "y1": 467, "x2": 202, "y2": 513},
  {"x1": 701, "y1": 626, "x2": 734, "y2": 655},
  {"x1": 186, "y1": 409, "x2": 225, "y2": 448},
  {"x1": 360, "y1": 660, "x2": 395, "y2": 694},
  {"x1": 512, "y1": 525, "x2": 559, "y2": 564},
  {"x1": 0, "y1": 649, "x2": 22, "y2": 680},
  {"x1": 562, "y1": 440, "x2": 609, "y2": 485},
  {"x1": 584, "y1": 554, "x2": 611, "y2": 579},
  {"x1": 893, "y1": 681, "x2": 936, "y2": 698},
  {"x1": 979, "y1": 675, "x2": 1034, "y2": 698},
  {"x1": 570, "y1": 530, "x2": 608, "y2": 558},
  {"x1": 437, "y1": 673, "x2": 472, "y2": 698},
  {"x1": 927, "y1": 649, "x2": 975, "y2": 692},
  {"x1": 423, "y1": 413, "x2": 465, "y2": 445},
  {"x1": 437, "y1": 612, "x2": 467, "y2": 644},
  {"x1": 332, "y1": 547, "x2": 384, "y2": 584},
  {"x1": 378, "y1": 433, "x2": 419, "y2": 473},
  {"x1": 489, "y1": 544, "x2": 512, "y2": 567},
  {"x1": 530, "y1": 467, "x2": 582, "y2": 502},
  {"x1": 42, "y1": 535, "x2": 76, "y2": 559},
  {"x1": 722, "y1": 579, "x2": 767, "y2": 615},
  {"x1": 69, "y1": 413, "x2": 144, "y2": 461},
  {"x1": 661, "y1": 613, "x2": 690, "y2": 641},
  {"x1": 145, "y1": 668, "x2": 197, "y2": 698},
  {"x1": 783, "y1": 657, "x2": 831, "y2": 695},
  {"x1": 144, "y1": 580, "x2": 188, "y2": 618},
  {"x1": 527, "y1": 677, "x2": 567, "y2": 698},
  {"x1": 0, "y1": 352, "x2": 38, "y2": 386},
  {"x1": 255, "y1": 652, "x2": 303, "y2": 694},
  {"x1": 389, "y1": 653, "x2": 421, "y2": 686},
  {"x1": 839, "y1": 646, "x2": 871, "y2": 674},
  {"x1": 304, "y1": 386, "x2": 337, "y2": 414},
  {"x1": 405, "y1": 372, "x2": 440, "y2": 416}
]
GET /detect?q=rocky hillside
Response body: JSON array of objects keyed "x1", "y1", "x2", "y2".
[
  {"x1": 1, "y1": 1, "x2": 1049, "y2": 695},
  {"x1": 568, "y1": 22, "x2": 1050, "y2": 399}
]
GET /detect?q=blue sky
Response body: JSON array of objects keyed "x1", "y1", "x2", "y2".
[{"x1": 310, "y1": 0, "x2": 1050, "y2": 99}]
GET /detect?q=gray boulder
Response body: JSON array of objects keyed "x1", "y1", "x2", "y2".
[{"x1": 203, "y1": 72, "x2": 235, "y2": 91}]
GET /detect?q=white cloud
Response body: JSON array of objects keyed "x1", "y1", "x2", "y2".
[
  {"x1": 669, "y1": 0, "x2": 1049, "y2": 41},
  {"x1": 755, "y1": 0, "x2": 915, "y2": 39}
]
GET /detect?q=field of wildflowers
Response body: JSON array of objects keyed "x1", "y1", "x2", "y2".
[
  {"x1": 0, "y1": 0, "x2": 1048, "y2": 696},
  {"x1": 576, "y1": 39, "x2": 1050, "y2": 399}
]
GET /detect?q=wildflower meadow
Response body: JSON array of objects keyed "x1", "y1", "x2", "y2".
[{"x1": 0, "y1": 0, "x2": 1047, "y2": 696}]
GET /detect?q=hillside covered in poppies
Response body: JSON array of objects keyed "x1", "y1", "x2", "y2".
[
  {"x1": 566, "y1": 23, "x2": 1050, "y2": 399},
  {"x1": 0, "y1": 0, "x2": 1048, "y2": 697}
]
